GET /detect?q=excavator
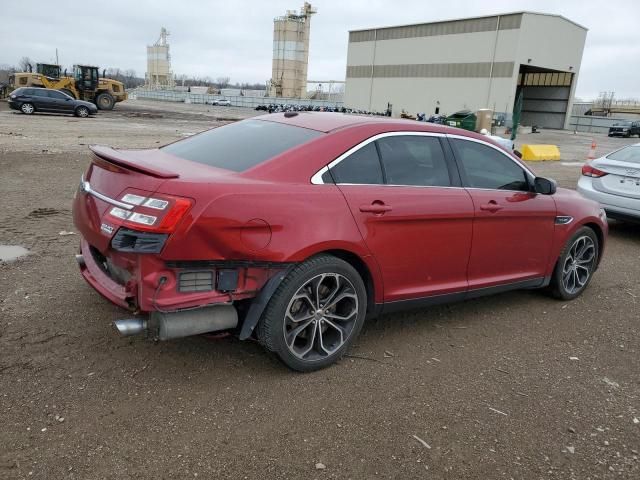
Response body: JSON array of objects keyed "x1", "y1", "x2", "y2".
[{"x1": 9, "y1": 63, "x2": 127, "y2": 110}]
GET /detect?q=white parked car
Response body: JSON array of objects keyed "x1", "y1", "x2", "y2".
[
  {"x1": 208, "y1": 99, "x2": 231, "y2": 106},
  {"x1": 577, "y1": 143, "x2": 640, "y2": 222}
]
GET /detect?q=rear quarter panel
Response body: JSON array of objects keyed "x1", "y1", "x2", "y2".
[{"x1": 157, "y1": 180, "x2": 384, "y2": 302}]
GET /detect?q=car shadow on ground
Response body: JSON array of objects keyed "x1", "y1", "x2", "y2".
[
  {"x1": 607, "y1": 219, "x2": 640, "y2": 242},
  {"x1": 104, "y1": 287, "x2": 551, "y2": 374},
  {"x1": 10, "y1": 111, "x2": 95, "y2": 118}
]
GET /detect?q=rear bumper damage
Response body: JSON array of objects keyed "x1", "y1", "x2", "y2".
[
  {"x1": 78, "y1": 238, "x2": 132, "y2": 310},
  {"x1": 76, "y1": 237, "x2": 290, "y2": 341}
]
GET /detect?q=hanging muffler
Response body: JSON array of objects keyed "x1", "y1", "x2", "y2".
[{"x1": 113, "y1": 304, "x2": 238, "y2": 341}]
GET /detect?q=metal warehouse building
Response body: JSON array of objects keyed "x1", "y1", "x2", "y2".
[{"x1": 345, "y1": 12, "x2": 587, "y2": 129}]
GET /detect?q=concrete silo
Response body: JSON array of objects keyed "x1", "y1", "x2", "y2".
[
  {"x1": 146, "y1": 28, "x2": 175, "y2": 89},
  {"x1": 269, "y1": 3, "x2": 316, "y2": 98}
]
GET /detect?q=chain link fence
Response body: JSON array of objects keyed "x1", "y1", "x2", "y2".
[{"x1": 129, "y1": 88, "x2": 344, "y2": 109}]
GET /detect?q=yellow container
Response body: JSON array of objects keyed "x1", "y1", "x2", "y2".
[{"x1": 521, "y1": 144, "x2": 561, "y2": 161}]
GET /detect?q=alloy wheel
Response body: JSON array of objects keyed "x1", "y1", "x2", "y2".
[
  {"x1": 77, "y1": 107, "x2": 89, "y2": 118},
  {"x1": 21, "y1": 103, "x2": 34, "y2": 114},
  {"x1": 283, "y1": 273, "x2": 359, "y2": 361},
  {"x1": 562, "y1": 235, "x2": 596, "y2": 294}
]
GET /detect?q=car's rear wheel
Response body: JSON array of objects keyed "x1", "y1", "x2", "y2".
[
  {"x1": 550, "y1": 227, "x2": 599, "y2": 300},
  {"x1": 257, "y1": 255, "x2": 367, "y2": 371},
  {"x1": 21, "y1": 103, "x2": 35, "y2": 115},
  {"x1": 75, "y1": 106, "x2": 90, "y2": 118}
]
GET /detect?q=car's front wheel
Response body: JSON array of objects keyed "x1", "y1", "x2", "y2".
[
  {"x1": 20, "y1": 103, "x2": 35, "y2": 115},
  {"x1": 550, "y1": 227, "x2": 599, "y2": 300},
  {"x1": 75, "y1": 106, "x2": 90, "y2": 118},
  {"x1": 257, "y1": 255, "x2": 367, "y2": 371}
]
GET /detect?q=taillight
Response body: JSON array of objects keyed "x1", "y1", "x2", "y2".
[
  {"x1": 107, "y1": 192, "x2": 193, "y2": 233},
  {"x1": 582, "y1": 164, "x2": 608, "y2": 178}
]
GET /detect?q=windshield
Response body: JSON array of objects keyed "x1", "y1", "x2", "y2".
[
  {"x1": 162, "y1": 119, "x2": 322, "y2": 172},
  {"x1": 606, "y1": 145, "x2": 640, "y2": 164}
]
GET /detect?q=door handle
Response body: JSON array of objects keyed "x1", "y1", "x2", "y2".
[
  {"x1": 359, "y1": 202, "x2": 392, "y2": 214},
  {"x1": 479, "y1": 201, "x2": 503, "y2": 213}
]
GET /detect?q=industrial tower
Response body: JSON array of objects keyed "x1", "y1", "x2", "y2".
[
  {"x1": 269, "y1": 3, "x2": 316, "y2": 98},
  {"x1": 146, "y1": 27, "x2": 175, "y2": 89}
]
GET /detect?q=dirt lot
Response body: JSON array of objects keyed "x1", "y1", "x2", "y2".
[{"x1": 1, "y1": 99, "x2": 639, "y2": 479}]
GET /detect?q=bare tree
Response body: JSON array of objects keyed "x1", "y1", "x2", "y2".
[
  {"x1": 216, "y1": 76, "x2": 231, "y2": 88},
  {"x1": 18, "y1": 56, "x2": 33, "y2": 72},
  {"x1": 106, "y1": 67, "x2": 121, "y2": 78}
]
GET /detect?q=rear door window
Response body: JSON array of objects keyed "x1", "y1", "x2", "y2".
[
  {"x1": 377, "y1": 135, "x2": 451, "y2": 186},
  {"x1": 45, "y1": 90, "x2": 66, "y2": 99},
  {"x1": 162, "y1": 120, "x2": 322, "y2": 172}
]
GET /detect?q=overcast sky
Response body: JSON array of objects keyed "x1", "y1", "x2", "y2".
[{"x1": 1, "y1": 0, "x2": 638, "y2": 100}]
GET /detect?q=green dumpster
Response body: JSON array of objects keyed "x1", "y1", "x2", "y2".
[{"x1": 445, "y1": 110, "x2": 477, "y2": 131}]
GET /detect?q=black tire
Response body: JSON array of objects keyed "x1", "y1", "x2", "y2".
[
  {"x1": 20, "y1": 102, "x2": 35, "y2": 115},
  {"x1": 75, "y1": 106, "x2": 90, "y2": 118},
  {"x1": 95, "y1": 92, "x2": 115, "y2": 110},
  {"x1": 257, "y1": 255, "x2": 367, "y2": 372},
  {"x1": 59, "y1": 89, "x2": 75, "y2": 99},
  {"x1": 550, "y1": 226, "x2": 599, "y2": 300}
]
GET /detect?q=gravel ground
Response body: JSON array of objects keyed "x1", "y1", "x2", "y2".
[{"x1": 1, "y1": 100, "x2": 639, "y2": 479}]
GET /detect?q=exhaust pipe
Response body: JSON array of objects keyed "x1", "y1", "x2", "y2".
[
  {"x1": 113, "y1": 305, "x2": 237, "y2": 341},
  {"x1": 113, "y1": 318, "x2": 147, "y2": 336},
  {"x1": 75, "y1": 254, "x2": 86, "y2": 268}
]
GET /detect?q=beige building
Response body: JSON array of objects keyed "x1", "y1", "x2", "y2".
[
  {"x1": 146, "y1": 27, "x2": 174, "y2": 89},
  {"x1": 269, "y1": 3, "x2": 316, "y2": 98},
  {"x1": 345, "y1": 12, "x2": 587, "y2": 129}
]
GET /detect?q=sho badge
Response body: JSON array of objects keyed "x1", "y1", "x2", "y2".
[{"x1": 100, "y1": 223, "x2": 114, "y2": 235}]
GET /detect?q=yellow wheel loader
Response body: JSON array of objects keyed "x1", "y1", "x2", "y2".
[{"x1": 9, "y1": 63, "x2": 127, "y2": 110}]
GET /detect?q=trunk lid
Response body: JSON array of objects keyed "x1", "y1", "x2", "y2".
[
  {"x1": 592, "y1": 157, "x2": 640, "y2": 199},
  {"x1": 86, "y1": 147, "x2": 170, "y2": 212},
  {"x1": 75, "y1": 146, "x2": 234, "y2": 252}
]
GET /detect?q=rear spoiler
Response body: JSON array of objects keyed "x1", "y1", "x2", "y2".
[{"x1": 89, "y1": 145, "x2": 179, "y2": 179}]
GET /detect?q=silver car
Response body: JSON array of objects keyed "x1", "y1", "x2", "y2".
[{"x1": 577, "y1": 143, "x2": 640, "y2": 222}]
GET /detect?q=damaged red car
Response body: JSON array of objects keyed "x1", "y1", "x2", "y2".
[{"x1": 73, "y1": 112, "x2": 607, "y2": 371}]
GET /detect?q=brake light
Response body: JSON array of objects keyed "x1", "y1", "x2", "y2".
[
  {"x1": 582, "y1": 164, "x2": 608, "y2": 178},
  {"x1": 107, "y1": 192, "x2": 193, "y2": 233}
]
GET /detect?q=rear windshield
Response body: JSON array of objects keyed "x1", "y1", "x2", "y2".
[
  {"x1": 607, "y1": 145, "x2": 640, "y2": 164},
  {"x1": 162, "y1": 119, "x2": 322, "y2": 172}
]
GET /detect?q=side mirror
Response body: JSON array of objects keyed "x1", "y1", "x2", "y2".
[{"x1": 534, "y1": 177, "x2": 557, "y2": 195}]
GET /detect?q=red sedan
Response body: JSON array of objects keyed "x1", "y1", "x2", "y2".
[{"x1": 72, "y1": 113, "x2": 608, "y2": 371}]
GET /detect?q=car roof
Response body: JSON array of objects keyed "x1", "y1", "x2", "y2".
[{"x1": 255, "y1": 111, "x2": 451, "y2": 134}]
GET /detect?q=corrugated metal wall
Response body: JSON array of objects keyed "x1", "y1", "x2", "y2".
[
  {"x1": 349, "y1": 13, "x2": 522, "y2": 43},
  {"x1": 346, "y1": 62, "x2": 515, "y2": 79}
]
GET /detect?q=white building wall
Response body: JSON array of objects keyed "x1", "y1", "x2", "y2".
[
  {"x1": 516, "y1": 14, "x2": 587, "y2": 128},
  {"x1": 355, "y1": 77, "x2": 515, "y2": 116},
  {"x1": 516, "y1": 14, "x2": 586, "y2": 73},
  {"x1": 345, "y1": 12, "x2": 586, "y2": 127},
  {"x1": 345, "y1": 26, "x2": 521, "y2": 115}
]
